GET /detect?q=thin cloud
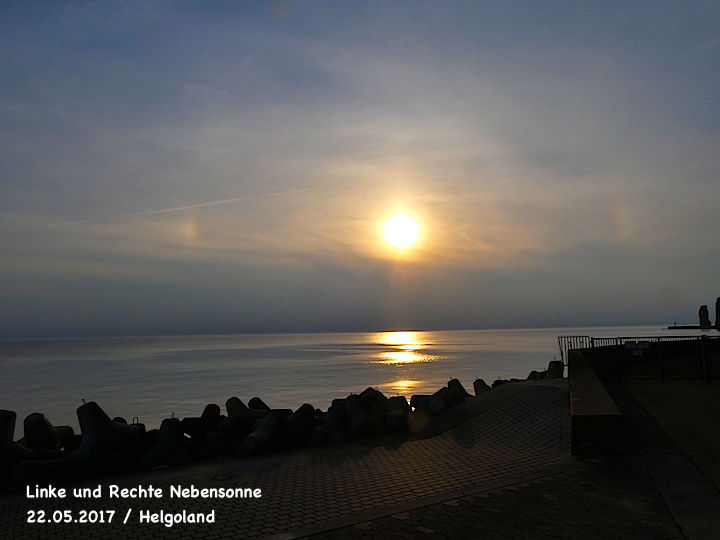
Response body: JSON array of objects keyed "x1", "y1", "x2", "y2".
[
  {"x1": 684, "y1": 35, "x2": 720, "y2": 57},
  {"x1": 27, "y1": 183, "x2": 363, "y2": 230}
]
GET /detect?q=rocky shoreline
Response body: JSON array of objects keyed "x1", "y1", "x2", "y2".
[{"x1": 1, "y1": 360, "x2": 565, "y2": 488}]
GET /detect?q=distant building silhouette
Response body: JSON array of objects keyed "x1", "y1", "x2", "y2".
[
  {"x1": 699, "y1": 305, "x2": 711, "y2": 329},
  {"x1": 716, "y1": 297, "x2": 720, "y2": 330}
]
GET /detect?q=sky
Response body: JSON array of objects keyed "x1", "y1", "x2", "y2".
[{"x1": 1, "y1": 1, "x2": 720, "y2": 338}]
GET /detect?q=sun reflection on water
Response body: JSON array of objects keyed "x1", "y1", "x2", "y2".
[
  {"x1": 371, "y1": 331, "x2": 439, "y2": 364},
  {"x1": 385, "y1": 379, "x2": 421, "y2": 394}
]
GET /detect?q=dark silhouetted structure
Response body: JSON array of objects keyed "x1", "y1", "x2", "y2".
[
  {"x1": 716, "y1": 297, "x2": 720, "y2": 330},
  {"x1": 699, "y1": 305, "x2": 711, "y2": 329}
]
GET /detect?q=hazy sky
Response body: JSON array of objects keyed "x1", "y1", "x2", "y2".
[{"x1": 2, "y1": 1, "x2": 719, "y2": 338}]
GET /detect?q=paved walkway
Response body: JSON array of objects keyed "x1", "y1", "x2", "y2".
[
  {"x1": 623, "y1": 380, "x2": 720, "y2": 491},
  {"x1": 618, "y1": 380, "x2": 720, "y2": 540},
  {"x1": 304, "y1": 454, "x2": 683, "y2": 540}
]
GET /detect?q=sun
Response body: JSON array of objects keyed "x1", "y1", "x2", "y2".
[{"x1": 383, "y1": 213, "x2": 419, "y2": 249}]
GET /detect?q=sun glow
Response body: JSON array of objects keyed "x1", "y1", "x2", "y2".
[{"x1": 383, "y1": 213, "x2": 419, "y2": 249}]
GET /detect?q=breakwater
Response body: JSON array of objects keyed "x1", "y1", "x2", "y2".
[{"x1": 0, "y1": 360, "x2": 565, "y2": 488}]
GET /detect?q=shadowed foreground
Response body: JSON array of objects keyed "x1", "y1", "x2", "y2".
[{"x1": 2, "y1": 379, "x2": 718, "y2": 539}]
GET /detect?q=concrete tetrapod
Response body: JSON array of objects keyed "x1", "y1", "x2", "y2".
[
  {"x1": 130, "y1": 418, "x2": 147, "y2": 435},
  {"x1": 429, "y1": 388, "x2": 449, "y2": 415},
  {"x1": 281, "y1": 404, "x2": 315, "y2": 450},
  {"x1": 448, "y1": 378, "x2": 473, "y2": 398},
  {"x1": 217, "y1": 407, "x2": 272, "y2": 450},
  {"x1": 237, "y1": 412, "x2": 283, "y2": 456},
  {"x1": 226, "y1": 397, "x2": 248, "y2": 416},
  {"x1": 77, "y1": 401, "x2": 111, "y2": 435},
  {"x1": 214, "y1": 414, "x2": 247, "y2": 455},
  {"x1": 13, "y1": 423, "x2": 162, "y2": 483},
  {"x1": 546, "y1": 360, "x2": 565, "y2": 379},
  {"x1": 429, "y1": 386, "x2": 466, "y2": 415},
  {"x1": 320, "y1": 404, "x2": 346, "y2": 444},
  {"x1": 182, "y1": 403, "x2": 222, "y2": 440},
  {"x1": 76, "y1": 401, "x2": 143, "y2": 458},
  {"x1": 217, "y1": 410, "x2": 246, "y2": 438},
  {"x1": 0, "y1": 440, "x2": 34, "y2": 485},
  {"x1": 0, "y1": 409, "x2": 17, "y2": 442},
  {"x1": 345, "y1": 394, "x2": 386, "y2": 440},
  {"x1": 358, "y1": 388, "x2": 381, "y2": 411},
  {"x1": 248, "y1": 397, "x2": 271, "y2": 410},
  {"x1": 306, "y1": 405, "x2": 335, "y2": 447},
  {"x1": 526, "y1": 370, "x2": 547, "y2": 381},
  {"x1": 20, "y1": 413, "x2": 61, "y2": 453},
  {"x1": 473, "y1": 378, "x2": 491, "y2": 396},
  {"x1": 138, "y1": 418, "x2": 193, "y2": 470},
  {"x1": 0, "y1": 410, "x2": 34, "y2": 486},
  {"x1": 371, "y1": 398, "x2": 389, "y2": 422},
  {"x1": 19, "y1": 420, "x2": 77, "y2": 455},
  {"x1": 410, "y1": 395, "x2": 433, "y2": 414},
  {"x1": 198, "y1": 431, "x2": 226, "y2": 461},
  {"x1": 87, "y1": 421, "x2": 142, "y2": 455},
  {"x1": 385, "y1": 396, "x2": 410, "y2": 432},
  {"x1": 359, "y1": 387, "x2": 388, "y2": 421},
  {"x1": 13, "y1": 402, "x2": 143, "y2": 484}
]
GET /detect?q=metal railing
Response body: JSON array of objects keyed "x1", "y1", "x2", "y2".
[
  {"x1": 557, "y1": 335, "x2": 710, "y2": 365},
  {"x1": 557, "y1": 334, "x2": 720, "y2": 381}
]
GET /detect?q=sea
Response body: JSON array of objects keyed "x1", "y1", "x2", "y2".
[{"x1": 0, "y1": 325, "x2": 707, "y2": 433}]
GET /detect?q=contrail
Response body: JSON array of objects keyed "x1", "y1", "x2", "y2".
[
  {"x1": 44, "y1": 183, "x2": 360, "y2": 228},
  {"x1": 686, "y1": 36, "x2": 720, "y2": 57}
]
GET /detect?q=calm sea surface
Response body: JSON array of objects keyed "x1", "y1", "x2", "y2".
[{"x1": 0, "y1": 326, "x2": 705, "y2": 432}]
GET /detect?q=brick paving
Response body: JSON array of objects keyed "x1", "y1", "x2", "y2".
[
  {"x1": 304, "y1": 455, "x2": 684, "y2": 540},
  {"x1": 0, "y1": 380, "x2": 696, "y2": 540},
  {"x1": 623, "y1": 380, "x2": 720, "y2": 491}
]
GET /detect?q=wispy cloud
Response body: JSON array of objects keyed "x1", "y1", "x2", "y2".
[{"x1": 43, "y1": 183, "x2": 363, "y2": 228}]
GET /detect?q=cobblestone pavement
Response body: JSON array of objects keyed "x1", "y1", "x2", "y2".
[
  {"x1": 2, "y1": 383, "x2": 579, "y2": 540},
  {"x1": 301, "y1": 454, "x2": 685, "y2": 540}
]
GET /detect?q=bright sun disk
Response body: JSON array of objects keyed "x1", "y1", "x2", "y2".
[{"x1": 383, "y1": 213, "x2": 419, "y2": 249}]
